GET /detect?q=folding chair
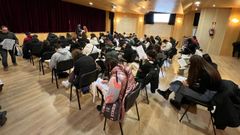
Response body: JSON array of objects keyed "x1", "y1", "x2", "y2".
[
  {"x1": 70, "y1": 69, "x2": 99, "y2": 110},
  {"x1": 103, "y1": 83, "x2": 142, "y2": 135},
  {"x1": 52, "y1": 59, "x2": 73, "y2": 88}
]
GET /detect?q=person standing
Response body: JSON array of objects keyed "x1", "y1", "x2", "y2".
[{"x1": 0, "y1": 26, "x2": 19, "y2": 71}]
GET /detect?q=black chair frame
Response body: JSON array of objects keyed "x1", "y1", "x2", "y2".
[
  {"x1": 103, "y1": 83, "x2": 142, "y2": 135},
  {"x1": 69, "y1": 69, "x2": 98, "y2": 110},
  {"x1": 179, "y1": 97, "x2": 216, "y2": 135},
  {"x1": 51, "y1": 59, "x2": 73, "y2": 88}
]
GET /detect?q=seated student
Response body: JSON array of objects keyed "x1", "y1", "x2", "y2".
[
  {"x1": 95, "y1": 54, "x2": 136, "y2": 111},
  {"x1": 47, "y1": 33, "x2": 58, "y2": 47},
  {"x1": 78, "y1": 32, "x2": 90, "y2": 45},
  {"x1": 161, "y1": 39, "x2": 172, "y2": 52},
  {"x1": 22, "y1": 32, "x2": 33, "y2": 59},
  {"x1": 144, "y1": 37, "x2": 153, "y2": 51},
  {"x1": 150, "y1": 36, "x2": 156, "y2": 45},
  {"x1": 82, "y1": 43, "x2": 101, "y2": 56},
  {"x1": 49, "y1": 40, "x2": 72, "y2": 69},
  {"x1": 155, "y1": 36, "x2": 162, "y2": 44},
  {"x1": 203, "y1": 54, "x2": 218, "y2": 69},
  {"x1": 154, "y1": 44, "x2": 167, "y2": 67},
  {"x1": 169, "y1": 37, "x2": 176, "y2": 47},
  {"x1": 90, "y1": 33, "x2": 99, "y2": 46},
  {"x1": 192, "y1": 36, "x2": 200, "y2": 49},
  {"x1": 59, "y1": 36, "x2": 68, "y2": 47},
  {"x1": 157, "y1": 55, "x2": 222, "y2": 110},
  {"x1": 181, "y1": 38, "x2": 197, "y2": 55},
  {"x1": 62, "y1": 49, "x2": 97, "y2": 89},
  {"x1": 122, "y1": 43, "x2": 137, "y2": 63},
  {"x1": 69, "y1": 35, "x2": 81, "y2": 52},
  {"x1": 23, "y1": 32, "x2": 32, "y2": 45},
  {"x1": 40, "y1": 40, "x2": 55, "y2": 57},
  {"x1": 29, "y1": 35, "x2": 42, "y2": 57},
  {"x1": 136, "y1": 50, "x2": 159, "y2": 93}
]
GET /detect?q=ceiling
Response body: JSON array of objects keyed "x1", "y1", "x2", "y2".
[{"x1": 63, "y1": 0, "x2": 240, "y2": 14}]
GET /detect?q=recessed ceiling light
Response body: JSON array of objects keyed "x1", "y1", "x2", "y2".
[
  {"x1": 195, "y1": 8, "x2": 198, "y2": 11},
  {"x1": 195, "y1": 1, "x2": 201, "y2": 5},
  {"x1": 142, "y1": 6, "x2": 145, "y2": 9},
  {"x1": 213, "y1": 4, "x2": 216, "y2": 7},
  {"x1": 89, "y1": 2, "x2": 93, "y2": 6}
]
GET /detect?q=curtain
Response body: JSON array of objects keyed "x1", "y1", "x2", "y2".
[{"x1": 0, "y1": 0, "x2": 106, "y2": 33}]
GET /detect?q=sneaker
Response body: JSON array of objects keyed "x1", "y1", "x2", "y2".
[
  {"x1": 170, "y1": 99, "x2": 181, "y2": 110},
  {"x1": 61, "y1": 80, "x2": 71, "y2": 88}
]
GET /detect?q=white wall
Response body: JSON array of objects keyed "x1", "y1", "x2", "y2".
[
  {"x1": 144, "y1": 23, "x2": 173, "y2": 39},
  {"x1": 116, "y1": 17, "x2": 137, "y2": 34}
]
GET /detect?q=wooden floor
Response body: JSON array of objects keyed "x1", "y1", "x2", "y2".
[{"x1": 0, "y1": 55, "x2": 240, "y2": 135}]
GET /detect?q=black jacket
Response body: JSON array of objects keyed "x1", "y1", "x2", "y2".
[
  {"x1": 137, "y1": 60, "x2": 159, "y2": 92},
  {"x1": 73, "y1": 55, "x2": 96, "y2": 86},
  {"x1": 212, "y1": 80, "x2": 240, "y2": 129}
]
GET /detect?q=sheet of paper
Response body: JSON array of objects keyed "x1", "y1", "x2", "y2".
[
  {"x1": 195, "y1": 49, "x2": 203, "y2": 56},
  {"x1": 82, "y1": 44, "x2": 93, "y2": 55},
  {"x1": 136, "y1": 45, "x2": 148, "y2": 60},
  {"x1": 0, "y1": 39, "x2": 15, "y2": 50},
  {"x1": 173, "y1": 76, "x2": 187, "y2": 82},
  {"x1": 181, "y1": 54, "x2": 191, "y2": 59},
  {"x1": 115, "y1": 47, "x2": 121, "y2": 51},
  {"x1": 178, "y1": 58, "x2": 188, "y2": 68}
]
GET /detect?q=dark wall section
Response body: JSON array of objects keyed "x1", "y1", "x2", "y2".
[{"x1": 0, "y1": 0, "x2": 106, "y2": 32}]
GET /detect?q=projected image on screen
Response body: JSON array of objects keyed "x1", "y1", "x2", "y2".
[{"x1": 154, "y1": 13, "x2": 170, "y2": 23}]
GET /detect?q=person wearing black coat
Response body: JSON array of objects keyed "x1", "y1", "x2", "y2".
[
  {"x1": 62, "y1": 49, "x2": 97, "y2": 89},
  {"x1": 122, "y1": 44, "x2": 137, "y2": 63},
  {"x1": 136, "y1": 50, "x2": 159, "y2": 93}
]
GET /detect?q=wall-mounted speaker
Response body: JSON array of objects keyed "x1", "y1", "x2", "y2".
[
  {"x1": 144, "y1": 12, "x2": 154, "y2": 24},
  {"x1": 168, "y1": 14, "x2": 176, "y2": 25},
  {"x1": 193, "y1": 13, "x2": 200, "y2": 26}
]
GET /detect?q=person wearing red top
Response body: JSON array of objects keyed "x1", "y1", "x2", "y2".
[{"x1": 23, "y1": 32, "x2": 32, "y2": 45}]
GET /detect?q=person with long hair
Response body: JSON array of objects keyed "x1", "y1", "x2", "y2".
[
  {"x1": 95, "y1": 53, "x2": 136, "y2": 111},
  {"x1": 157, "y1": 55, "x2": 222, "y2": 109}
]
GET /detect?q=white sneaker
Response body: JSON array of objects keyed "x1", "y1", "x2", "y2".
[{"x1": 62, "y1": 80, "x2": 71, "y2": 88}]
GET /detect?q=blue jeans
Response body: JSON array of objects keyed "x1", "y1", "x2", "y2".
[{"x1": 169, "y1": 81, "x2": 217, "y2": 103}]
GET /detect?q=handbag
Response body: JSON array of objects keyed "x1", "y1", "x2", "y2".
[
  {"x1": 102, "y1": 99, "x2": 121, "y2": 121},
  {"x1": 102, "y1": 67, "x2": 128, "y2": 121},
  {"x1": 15, "y1": 44, "x2": 23, "y2": 56}
]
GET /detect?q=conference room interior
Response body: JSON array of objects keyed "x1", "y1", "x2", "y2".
[{"x1": 0, "y1": 0, "x2": 240, "y2": 135}]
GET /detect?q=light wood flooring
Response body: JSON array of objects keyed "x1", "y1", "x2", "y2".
[{"x1": 0, "y1": 55, "x2": 240, "y2": 135}]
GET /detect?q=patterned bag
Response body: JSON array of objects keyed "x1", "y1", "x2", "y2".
[
  {"x1": 102, "y1": 67, "x2": 128, "y2": 121},
  {"x1": 102, "y1": 99, "x2": 121, "y2": 121}
]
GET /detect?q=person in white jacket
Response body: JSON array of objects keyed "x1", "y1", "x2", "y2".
[
  {"x1": 82, "y1": 43, "x2": 100, "y2": 55},
  {"x1": 161, "y1": 39, "x2": 172, "y2": 52},
  {"x1": 50, "y1": 41, "x2": 72, "y2": 69}
]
